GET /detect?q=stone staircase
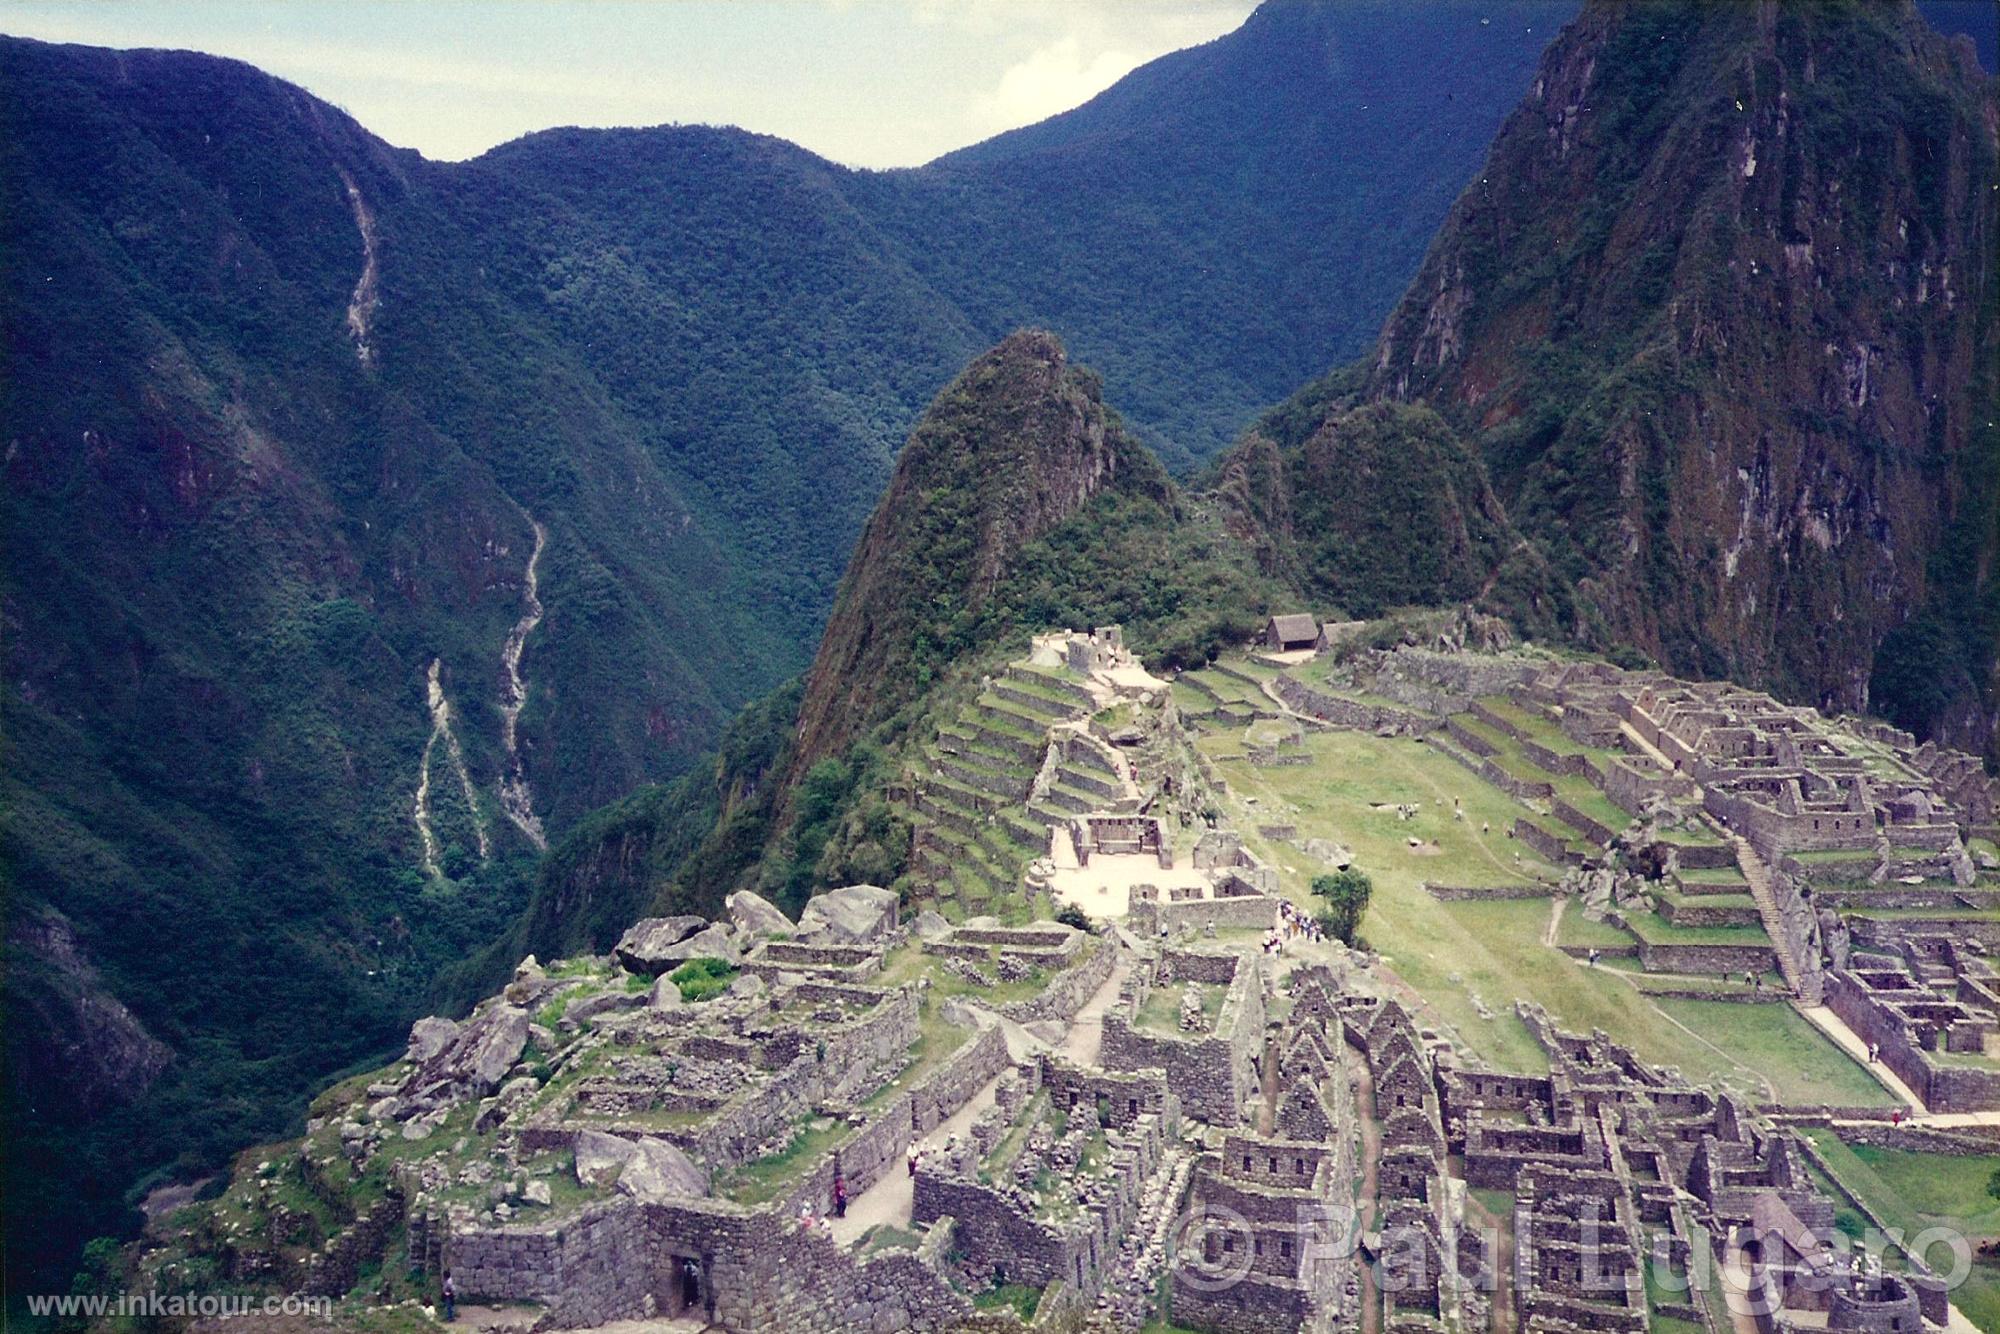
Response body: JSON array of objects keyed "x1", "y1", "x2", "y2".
[{"x1": 1733, "y1": 836, "x2": 1822, "y2": 1003}]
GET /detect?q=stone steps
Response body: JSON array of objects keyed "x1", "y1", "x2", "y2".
[{"x1": 1733, "y1": 836, "x2": 1819, "y2": 1002}]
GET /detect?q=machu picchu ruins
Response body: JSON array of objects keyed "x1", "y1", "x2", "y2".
[{"x1": 132, "y1": 623, "x2": 2000, "y2": 1332}]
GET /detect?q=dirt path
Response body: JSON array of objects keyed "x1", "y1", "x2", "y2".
[
  {"x1": 1349, "y1": 1040, "x2": 1382, "y2": 1334},
  {"x1": 829, "y1": 1074, "x2": 999, "y2": 1247},
  {"x1": 1457, "y1": 1183, "x2": 1514, "y2": 1334},
  {"x1": 1541, "y1": 896, "x2": 1565, "y2": 947},
  {"x1": 1715, "y1": 1243, "x2": 1766, "y2": 1334}
]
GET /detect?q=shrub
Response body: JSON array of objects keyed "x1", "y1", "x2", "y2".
[{"x1": 669, "y1": 957, "x2": 738, "y2": 1003}]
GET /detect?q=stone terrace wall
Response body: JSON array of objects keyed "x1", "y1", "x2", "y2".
[
  {"x1": 1633, "y1": 938, "x2": 1777, "y2": 976},
  {"x1": 1271, "y1": 675, "x2": 1435, "y2": 735},
  {"x1": 1001, "y1": 935, "x2": 1115, "y2": 1025}
]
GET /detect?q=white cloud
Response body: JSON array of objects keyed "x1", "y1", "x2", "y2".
[{"x1": 975, "y1": 35, "x2": 1140, "y2": 132}]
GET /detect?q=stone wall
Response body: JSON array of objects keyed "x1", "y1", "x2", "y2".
[
  {"x1": 1633, "y1": 938, "x2": 1777, "y2": 976},
  {"x1": 1126, "y1": 891, "x2": 1278, "y2": 938},
  {"x1": 1271, "y1": 675, "x2": 1436, "y2": 735},
  {"x1": 1099, "y1": 955, "x2": 1263, "y2": 1125},
  {"x1": 1424, "y1": 883, "x2": 1555, "y2": 902},
  {"x1": 1000, "y1": 935, "x2": 1115, "y2": 1025}
]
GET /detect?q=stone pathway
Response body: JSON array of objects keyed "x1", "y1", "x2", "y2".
[
  {"x1": 1056, "y1": 954, "x2": 1131, "y2": 1066},
  {"x1": 1796, "y1": 1004, "x2": 1924, "y2": 1109},
  {"x1": 828, "y1": 1072, "x2": 999, "y2": 1248}
]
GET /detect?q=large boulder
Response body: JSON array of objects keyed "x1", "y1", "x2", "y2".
[
  {"x1": 726, "y1": 890, "x2": 794, "y2": 939},
  {"x1": 614, "y1": 916, "x2": 714, "y2": 975},
  {"x1": 616, "y1": 1137, "x2": 709, "y2": 1202},
  {"x1": 464, "y1": 1006, "x2": 531, "y2": 1091},
  {"x1": 798, "y1": 885, "x2": 899, "y2": 944},
  {"x1": 574, "y1": 1129, "x2": 638, "y2": 1188},
  {"x1": 405, "y1": 1016, "x2": 460, "y2": 1064}
]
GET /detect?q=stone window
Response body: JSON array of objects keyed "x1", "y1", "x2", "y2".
[
  {"x1": 1281, "y1": 1238, "x2": 1293, "y2": 1259},
  {"x1": 1243, "y1": 1154, "x2": 1253, "y2": 1172},
  {"x1": 1223, "y1": 1235, "x2": 1236, "y2": 1253},
  {"x1": 1294, "y1": 1157, "x2": 1306, "y2": 1174},
  {"x1": 1268, "y1": 1156, "x2": 1279, "y2": 1173}
]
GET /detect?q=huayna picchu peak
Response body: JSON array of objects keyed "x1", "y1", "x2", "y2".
[{"x1": 5, "y1": 1, "x2": 2000, "y2": 1330}]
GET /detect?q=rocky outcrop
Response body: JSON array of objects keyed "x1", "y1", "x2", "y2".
[
  {"x1": 1364, "y1": 0, "x2": 2000, "y2": 747},
  {"x1": 797, "y1": 885, "x2": 900, "y2": 944},
  {"x1": 614, "y1": 1138, "x2": 708, "y2": 1203},
  {"x1": 612, "y1": 916, "x2": 710, "y2": 975},
  {"x1": 6, "y1": 910, "x2": 173, "y2": 1118},
  {"x1": 726, "y1": 890, "x2": 794, "y2": 939}
]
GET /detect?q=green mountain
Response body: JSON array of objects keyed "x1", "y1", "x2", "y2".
[
  {"x1": 1358, "y1": 0, "x2": 2000, "y2": 745},
  {"x1": 0, "y1": 5, "x2": 1568, "y2": 1289}
]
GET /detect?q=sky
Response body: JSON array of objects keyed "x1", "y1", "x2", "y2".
[{"x1": 0, "y1": 0, "x2": 1261, "y2": 167}]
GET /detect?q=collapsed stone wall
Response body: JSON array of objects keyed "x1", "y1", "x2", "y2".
[{"x1": 679, "y1": 989, "x2": 921, "y2": 1171}]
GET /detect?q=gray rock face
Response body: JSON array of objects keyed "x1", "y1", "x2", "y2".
[
  {"x1": 566, "y1": 991, "x2": 643, "y2": 1024},
  {"x1": 726, "y1": 890, "x2": 795, "y2": 939},
  {"x1": 615, "y1": 1137, "x2": 709, "y2": 1202},
  {"x1": 613, "y1": 917, "x2": 712, "y2": 975},
  {"x1": 648, "y1": 974, "x2": 684, "y2": 1010},
  {"x1": 673, "y1": 924, "x2": 741, "y2": 966},
  {"x1": 728, "y1": 972, "x2": 766, "y2": 1000},
  {"x1": 574, "y1": 1129, "x2": 638, "y2": 1188},
  {"x1": 798, "y1": 884, "x2": 899, "y2": 943},
  {"x1": 910, "y1": 909, "x2": 952, "y2": 941},
  {"x1": 406, "y1": 1016, "x2": 461, "y2": 1064},
  {"x1": 465, "y1": 1006, "x2": 531, "y2": 1091}
]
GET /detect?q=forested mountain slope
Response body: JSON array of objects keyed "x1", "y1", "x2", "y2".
[
  {"x1": 0, "y1": 4, "x2": 1563, "y2": 1289},
  {"x1": 1360, "y1": 0, "x2": 2000, "y2": 747}
]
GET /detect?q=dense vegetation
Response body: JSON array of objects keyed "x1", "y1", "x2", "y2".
[{"x1": 0, "y1": 7, "x2": 1566, "y2": 1289}]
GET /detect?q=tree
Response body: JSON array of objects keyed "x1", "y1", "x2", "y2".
[
  {"x1": 1311, "y1": 867, "x2": 1374, "y2": 946},
  {"x1": 1054, "y1": 903, "x2": 1091, "y2": 931}
]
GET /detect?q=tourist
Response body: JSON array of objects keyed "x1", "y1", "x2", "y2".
[
  {"x1": 441, "y1": 1272, "x2": 456, "y2": 1323},
  {"x1": 833, "y1": 1171, "x2": 848, "y2": 1218},
  {"x1": 1587, "y1": 948, "x2": 1600, "y2": 968},
  {"x1": 799, "y1": 1203, "x2": 817, "y2": 1232},
  {"x1": 908, "y1": 1147, "x2": 920, "y2": 1178},
  {"x1": 1868, "y1": 1041, "x2": 1879, "y2": 1064}
]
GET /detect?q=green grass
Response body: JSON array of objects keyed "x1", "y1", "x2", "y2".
[
  {"x1": 1622, "y1": 910, "x2": 1774, "y2": 948},
  {"x1": 1203, "y1": 729, "x2": 1896, "y2": 1105},
  {"x1": 669, "y1": 956, "x2": 738, "y2": 1002},
  {"x1": 860, "y1": 1223, "x2": 924, "y2": 1255},
  {"x1": 1650, "y1": 1002, "x2": 1898, "y2": 1106},
  {"x1": 1802, "y1": 1130, "x2": 2000, "y2": 1328},
  {"x1": 1135, "y1": 980, "x2": 1225, "y2": 1036},
  {"x1": 972, "y1": 1282, "x2": 1043, "y2": 1320},
  {"x1": 1556, "y1": 901, "x2": 1638, "y2": 949}
]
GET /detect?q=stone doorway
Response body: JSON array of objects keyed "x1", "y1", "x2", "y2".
[{"x1": 665, "y1": 1253, "x2": 706, "y2": 1319}]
